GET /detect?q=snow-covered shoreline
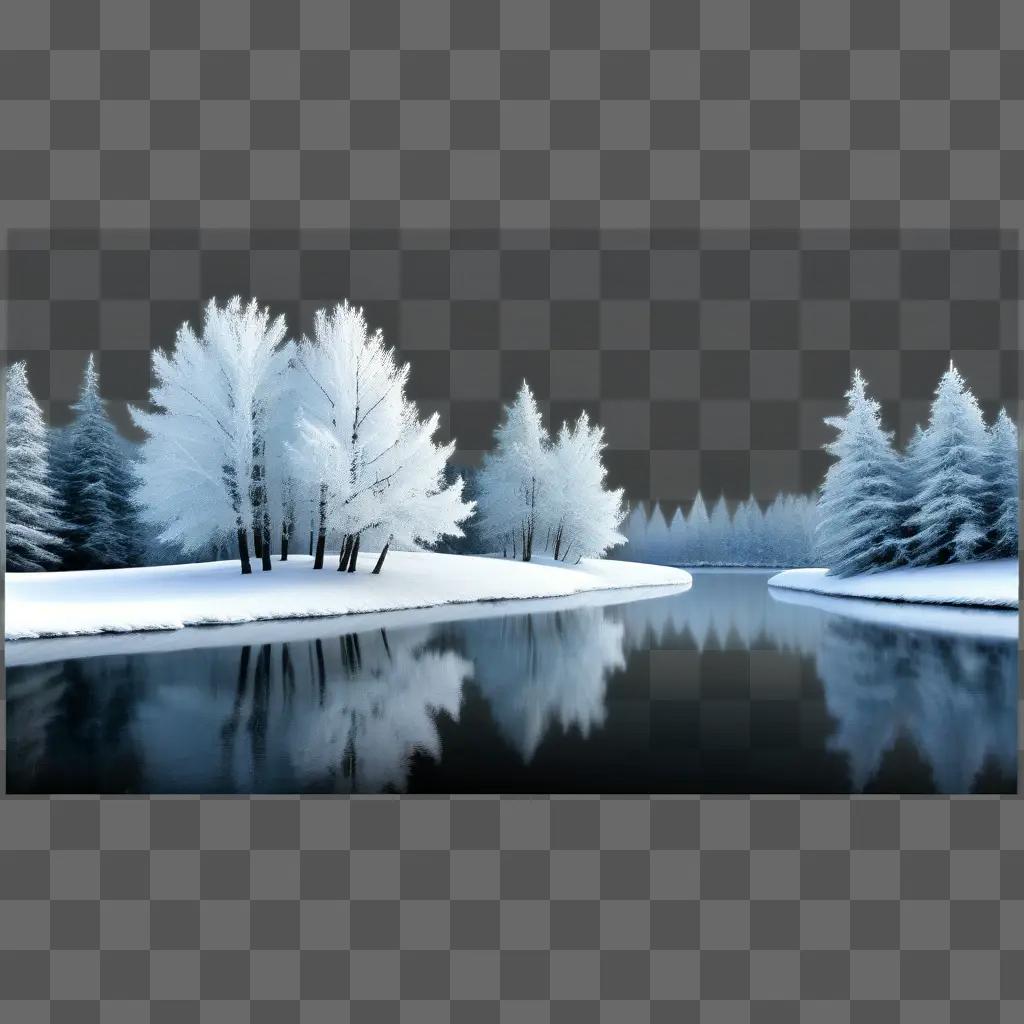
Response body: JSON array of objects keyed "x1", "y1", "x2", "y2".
[
  {"x1": 6, "y1": 581, "x2": 689, "y2": 668},
  {"x1": 768, "y1": 559, "x2": 1019, "y2": 611},
  {"x1": 4, "y1": 551, "x2": 692, "y2": 642}
]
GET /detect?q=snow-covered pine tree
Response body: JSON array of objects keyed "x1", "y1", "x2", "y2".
[
  {"x1": 4, "y1": 362, "x2": 64, "y2": 571},
  {"x1": 732, "y1": 497, "x2": 763, "y2": 565},
  {"x1": 900, "y1": 363, "x2": 990, "y2": 566},
  {"x1": 815, "y1": 370, "x2": 905, "y2": 577},
  {"x1": 621, "y1": 502, "x2": 648, "y2": 561},
  {"x1": 791, "y1": 493, "x2": 819, "y2": 567},
  {"x1": 291, "y1": 302, "x2": 472, "y2": 573},
  {"x1": 685, "y1": 492, "x2": 709, "y2": 566},
  {"x1": 666, "y1": 506, "x2": 686, "y2": 566},
  {"x1": 131, "y1": 298, "x2": 292, "y2": 574},
  {"x1": 475, "y1": 381, "x2": 549, "y2": 561},
  {"x1": 544, "y1": 412, "x2": 625, "y2": 561},
  {"x1": 706, "y1": 496, "x2": 731, "y2": 566},
  {"x1": 56, "y1": 355, "x2": 141, "y2": 570},
  {"x1": 644, "y1": 503, "x2": 670, "y2": 564},
  {"x1": 984, "y1": 408, "x2": 1019, "y2": 558}
]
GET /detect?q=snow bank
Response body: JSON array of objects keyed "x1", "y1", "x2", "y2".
[
  {"x1": 5, "y1": 551, "x2": 692, "y2": 642},
  {"x1": 6, "y1": 581, "x2": 690, "y2": 668},
  {"x1": 768, "y1": 559, "x2": 1019, "y2": 610},
  {"x1": 769, "y1": 586, "x2": 1018, "y2": 642}
]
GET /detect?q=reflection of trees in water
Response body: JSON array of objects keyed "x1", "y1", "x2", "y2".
[
  {"x1": 5, "y1": 572, "x2": 1017, "y2": 795},
  {"x1": 463, "y1": 607, "x2": 626, "y2": 761},
  {"x1": 6, "y1": 655, "x2": 146, "y2": 793},
  {"x1": 6, "y1": 661, "x2": 69, "y2": 782},
  {"x1": 613, "y1": 572, "x2": 820, "y2": 656},
  {"x1": 613, "y1": 573, "x2": 1017, "y2": 793},
  {"x1": 291, "y1": 627, "x2": 469, "y2": 792},
  {"x1": 818, "y1": 617, "x2": 1017, "y2": 793}
]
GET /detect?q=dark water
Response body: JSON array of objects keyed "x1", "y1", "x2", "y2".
[{"x1": 6, "y1": 571, "x2": 1018, "y2": 795}]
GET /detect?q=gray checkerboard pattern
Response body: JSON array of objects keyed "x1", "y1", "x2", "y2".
[{"x1": 1, "y1": 0, "x2": 1023, "y2": 1019}]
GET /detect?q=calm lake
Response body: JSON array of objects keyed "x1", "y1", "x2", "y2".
[{"x1": 6, "y1": 570, "x2": 1018, "y2": 795}]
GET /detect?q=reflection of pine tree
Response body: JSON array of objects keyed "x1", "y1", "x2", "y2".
[{"x1": 815, "y1": 616, "x2": 1017, "y2": 793}]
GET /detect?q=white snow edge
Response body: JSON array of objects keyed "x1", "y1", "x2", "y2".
[
  {"x1": 768, "y1": 559, "x2": 1019, "y2": 611},
  {"x1": 4, "y1": 550, "x2": 693, "y2": 642}
]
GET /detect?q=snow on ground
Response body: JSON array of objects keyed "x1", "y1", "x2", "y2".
[
  {"x1": 769, "y1": 585, "x2": 1018, "y2": 642},
  {"x1": 6, "y1": 581, "x2": 690, "y2": 668},
  {"x1": 768, "y1": 558, "x2": 1018, "y2": 610},
  {"x1": 4, "y1": 551, "x2": 692, "y2": 642}
]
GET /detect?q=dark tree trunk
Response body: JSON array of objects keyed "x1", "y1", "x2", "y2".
[
  {"x1": 252, "y1": 527, "x2": 263, "y2": 560},
  {"x1": 371, "y1": 541, "x2": 390, "y2": 574},
  {"x1": 338, "y1": 534, "x2": 353, "y2": 572},
  {"x1": 237, "y1": 528, "x2": 252, "y2": 574},
  {"x1": 553, "y1": 524, "x2": 563, "y2": 561},
  {"x1": 312, "y1": 484, "x2": 328, "y2": 569},
  {"x1": 260, "y1": 525, "x2": 272, "y2": 571},
  {"x1": 347, "y1": 534, "x2": 360, "y2": 572},
  {"x1": 308, "y1": 529, "x2": 314, "y2": 556},
  {"x1": 280, "y1": 529, "x2": 289, "y2": 561}
]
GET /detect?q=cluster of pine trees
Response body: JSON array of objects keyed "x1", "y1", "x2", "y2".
[
  {"x1": 817, "y1": 364, "x2": 1019, "y2": 577},
  {"x1": 621, "y1": 493, "x2": 819, "y2": 568},
  {"x1": 5, "y1": 358, "x2": 143, "y2": 572}
]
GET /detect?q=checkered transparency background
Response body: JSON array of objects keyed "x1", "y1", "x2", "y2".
[{"x1": 1, "y1": 1, "x2": 1023, "y2": 1021}]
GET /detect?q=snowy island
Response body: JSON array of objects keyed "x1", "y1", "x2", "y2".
[
  {"x1": 4, "y1": 551, "x2": 692, "y2": 641},
  {"x1": 769, "y1": 559, "x2": 1018, "y2": 610}
]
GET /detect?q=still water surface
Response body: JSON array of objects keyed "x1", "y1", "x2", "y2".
[{"x1": 6, "y1": 571, "x2": 1017, "y2": 794}]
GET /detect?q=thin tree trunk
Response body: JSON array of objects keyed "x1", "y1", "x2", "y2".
[
  {"x1": 308, "y1": 529, "x2": 314, "y2": 557},
  {"x1": 338, "y1": 534, "x2": 353, "y2": 572},
  {"x1": 313, "y1": 484, "x2": 328, "y2": 569},
  {"x1": 280, "y1": 529, "x2": 289, "y2": 561},
  {"x1": 260, "y1": 524, "x2": 272, "y2": 571},
  {"x1": 372, "y1": 539, "x2": 391, "y2": 574},
  {"x1": 237, "y1": 528, "x2": 252, "y2": 574},
  {"x1": 347, "y1": 534, "x2": 360, "y2": 572},
  {"x1": 252, "y1": 525, "x2": 263, "y2": 559}
]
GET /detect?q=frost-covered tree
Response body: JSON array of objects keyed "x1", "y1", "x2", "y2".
[
  {"x1": 900, "y1": 363, "x2": 990, "y2": 566},
  {"x1": 475, "y1": 381, "x2": 549, "y2": 561},
  {"x1": 706, "y1": 496, "x2": 731, "y2": 565},
  {"x1": 131, "y1": 297, "x2": 292, "y2": 574},
  {"x1": 545, "y1": 412, "x2": 625, "y2": 561},
  {"x1": 667, "y1": 506, "x2": 686, "y2": 563},
  {"x1": 685, "y1": 492, "x2": 710, "y2": 565},
  {"x1": 731, "y1": 497, "x2": 762, "y2": 566},
  {"x1": 4, "y1": 362, "x2": 64, "y2": 571},
  {"x1": 617, "y1": 490, "x2": 817, "y2": 567},
  {"x1": 815, "y1": 370, "x2": 906, "y2": 577},
  {"x1": 291, "y1": 302, "x2": 472, "y2": 573},
  {"x1": 621, "y1": 503, "x2": 648, "y2": 561},
  {"x1": 984, "y1": 408, "x2": 1019, "y2": 558},
  {"x1": 56, "y1": 355, "x2": 141, "y2": 570},
  {"x1": 644, "y1": 502, "x2": 671, "y2": 564}
]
